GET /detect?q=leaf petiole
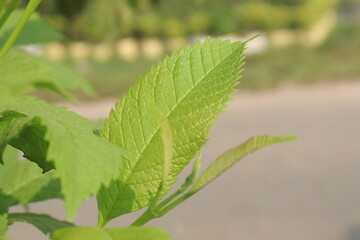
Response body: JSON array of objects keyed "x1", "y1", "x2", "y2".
[
  {"x1": 0, "y1": 0, "x2": 6, "y2": 17},
  {"x1": 130, "y1": 151, "x2": 202, "y2": 226},
  {"x1": 0, "y1": 0, "x2": 20, "y2": 30},
  {"x1": 0, "y1": 0, "x2": 42, "y2": 56},
  {"x1": 157, "y1": 151, "x2": 202, "y2": 210}
]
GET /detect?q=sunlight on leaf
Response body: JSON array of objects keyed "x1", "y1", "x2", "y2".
[{"x1": 97, "y1": 38, "x2": 246, "y2": 225}]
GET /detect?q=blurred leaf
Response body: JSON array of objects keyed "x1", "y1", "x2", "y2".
[
  {"x1": 35, "y1": 57, "x2": 97, "y2": 97},
  {"x1": 189, "y1": 135, "x2": 298, "y2": 194},
  {"x1": 0, "y1": 50, "x2": 72, "y2": 103},
  {"x1": 0, "y1": 9, "x2": 62, "y2": 46},
  {"x1": 51, "y1": 227, "x2": 171, "y2": 240},
  {"x1": 16, "y1": 49, "x2": 96, "y2": 97},
  {"x1": 8, "y1": 213, "x2": 74, "y2": 235}
]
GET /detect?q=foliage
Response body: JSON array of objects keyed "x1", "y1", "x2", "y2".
[
  {"x1": 0, "y1": 9, "x2": 62, "y2": 46},
  {"x1": 97, "y1": 38, "x2": 246, "y2": 225},
  {"x1": 0, "y1": 1, "x2": 296, "y2": 239},
  {"x1": 79, "y1": 20, "x2": 360, "y2": 96},
  {"x1": 0, "y1": 96, "x2": 127, "y2": 218},
  {"x1": 0, "y1": 146, "x2": 62, "y2": 212},
  {"x1": 7, "y1": 213, "x2": 74, "y2": 235},
  {"x1": 38, "y1": 0, "x2": 339, "y2": 41}
]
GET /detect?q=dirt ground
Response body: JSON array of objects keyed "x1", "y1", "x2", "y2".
[{"x1": 8, "y1": 81, "x2": 360, "y2": 240}]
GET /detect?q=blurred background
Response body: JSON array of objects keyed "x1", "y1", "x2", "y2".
[
  {"x1": 7, "y1": 0, "x2": 360, "y2": 239},
  {"x1": 16, "y1": 0, "x2": 360, "y2": 98}
]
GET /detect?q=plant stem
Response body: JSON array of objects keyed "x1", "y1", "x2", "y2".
[
  {"x1": 156, "y1": 170, "x2": 195, "y2": 210},
  {"x1": 131, "y1": 191, "x2": 196, "y2": 227},
  {"x1": 0, "y1": 0, "x2": 20, "y2": 30},
  {"x1": 155, "y1": 183, "x2": 188, "y2": 210},
  {"x1": 157, "y1": 192, "x2": 195, "y2": 217},
  {"x1": 130, "y1": 152, "x2": 202, "y2": 226},
  {"x1": 0, "y1": 0, "x2": 42, "y2": 57},
  {"x1": 0, "y1": 0, "x2": 6, "y2": 16},
  {"x1": 130, "y1": 207, "x2": 157, "y2": 227},
  {"x1": 157, "y1": 151, "x2": 202, "y2": 209}
]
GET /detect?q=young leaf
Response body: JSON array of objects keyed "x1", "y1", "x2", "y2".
[
  {"x1": 97, "y1": 38, "x2": 246, "y2": 225},
  {"x1": 8, "y1": 213, "x2": 74, "y2": 235},
  {"x1": 0, "y1": 146, "x2": 61, "y2": 212},
  {"x1": 189, "y1": 135, "x2": 298, "y2": 194},
  {"x1": 0, "y1": 96, "x2": 126, "y2": 219},
  {"x1": 50, "y1": 227, "x2": 171, "y2": 240},
  {"x1": 0, "y1": 50, "x2": 71, "y2": 103},
  {"x1": 0, "y1": 9, "x2": 62, "y2": 46}
]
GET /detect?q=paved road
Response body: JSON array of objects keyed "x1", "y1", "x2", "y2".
[{"x1": 8, "y1": 82, "x2": 360, "y2": 240}]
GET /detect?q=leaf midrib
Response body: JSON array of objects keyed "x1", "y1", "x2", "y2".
[{"x1": 100, "y1": 43, "x2": 243, "y2": 223}]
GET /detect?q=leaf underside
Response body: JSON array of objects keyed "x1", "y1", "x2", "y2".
[
  {"x1": 97, "y1": 38, "x2": 246, "y2": 225},
  {"x1": 0, "y1": 146, "x2": 62, "y2": 214},
  {"x1": 0, "y1": 97, "x2": 126, "y2": 218},
  {"x1": 8, "y1": 213, "x2": 74, "y2": 235}
]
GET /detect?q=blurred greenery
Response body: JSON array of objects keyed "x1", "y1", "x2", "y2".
[
  {"x1": 35, "y1": 0, "x2": 339, "y2": 41},
  {"x1": 242, "y1": 21, "x2": 360, "y2": 89},
  {"x1": 21, "y1": 0, "x2": 359, "y2": 100},
  {"x1": 63, "y1": 20, "x2": 359, "y2": 98},
  {"x1": 0, "y1": 9, "x2": 63, "y2": 46}
]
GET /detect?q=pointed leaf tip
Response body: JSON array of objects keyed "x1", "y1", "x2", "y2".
[{"x1": 189, "y1": 135, "x2": 297, "y2": 194}]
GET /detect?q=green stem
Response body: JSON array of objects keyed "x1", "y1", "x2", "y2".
[
  {"x1": 130, "y1": 207, "x2": 158, "y2": 227},
  {"x1": 155, "y1": 183, "x2": 188, "y2": 210},
  {"x1": 0, "y1": 0, "x2": 20, "y2": 30},
  {"x1": 131, "y1": 191, "x2": 196, "y2": 227},
  {"x1": 157, "y1": 192, "x2": 195, "y2": 217},
  {"x1": 0, "y1": 0, "x2": 6, "y2": 16},
  {"x1": 0, "y1": 0, "x2": 42, "y2": 57},
  {"x1": 157, "y1": 151, "x2": 202, "y2": 209},
  {"x1": 130, "y1": 180, "x2": 166, "y2": 227},
  {"x1": 130, "y1": 152, "x2": 202, "y2": 226}
]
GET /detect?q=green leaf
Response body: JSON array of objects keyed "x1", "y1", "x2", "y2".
[
  {"x1": 0, "y1": 213, "x2": 7, "y2": 239},
  {"x1": 0, "y1": 96, "x2": 126, "y2": 219},
  {"x1": 0, "y1": 146, "x2": 62, "y2": 212},
  {"x1": 50, "y1": 227, "x2": 172, "y2": 240},
  {"x1": 0, "y1": 9, "x2": 62, "y2": 46},
  {"x1": 8, "y1": 213, "x2": 74, "y2": 235},
  {"x1": 97, "y1": 38, "x2": 246, "y2": 225},
  {"x1": 0, "y1": 50, "x2": 71, "y2": 103},
  {"x1": 189, "y1": 135, "x2": 298, "y2": 194}
]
